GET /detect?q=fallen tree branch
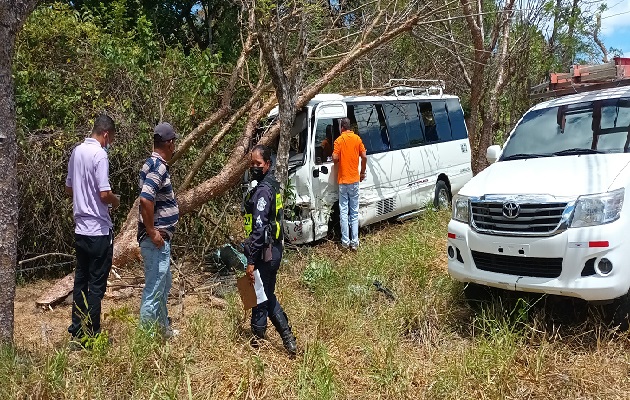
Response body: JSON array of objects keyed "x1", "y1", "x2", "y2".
[
  {"x1": 178, "y1": 82, "x2": 273, "y2": 190},
  {"x1": 18, "y1": 252, "x2": 74, "y2": 265}
]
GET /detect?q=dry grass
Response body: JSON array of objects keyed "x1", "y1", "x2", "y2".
[{"x1": 4, "y1": 209, "x2": 630, "y2": 399}]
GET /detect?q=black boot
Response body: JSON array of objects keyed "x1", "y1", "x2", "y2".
[
  {"x1": 251, "y1": 324, "x2": 266, "y2": 348},
  {"x1": 270, "y1": 311, "x2": 297, "y2": 355}
]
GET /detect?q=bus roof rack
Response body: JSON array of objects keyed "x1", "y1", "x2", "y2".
[
  {"x1": 384, "y1": 79, "x2": 445, "y2": 97},
  {"x1": 530, "y1": 57, "x2": 630, "y2": 100}
]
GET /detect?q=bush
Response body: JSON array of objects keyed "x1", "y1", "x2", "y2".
[{"x1": 14, "y1": 3, "x2": 244, "y2": 272}]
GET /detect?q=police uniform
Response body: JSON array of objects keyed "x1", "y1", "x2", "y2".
[{"x1": 243, "y1": 171, "x2": 297, "y2": 354}]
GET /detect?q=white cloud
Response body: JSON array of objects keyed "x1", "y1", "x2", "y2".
[{"x1": 601, "y1": 0, "x2": 630, "y2": 36}]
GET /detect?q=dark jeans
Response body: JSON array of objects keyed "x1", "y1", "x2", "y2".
[
  {"x1": 251, "y1": 242, "x2": 284, "y2": 330},
  {"x1": 68, "y1": 232, "x2": 113, "y2": 338}
]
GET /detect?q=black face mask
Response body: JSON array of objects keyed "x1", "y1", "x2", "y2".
[{"x1": 250, "y1": 166, "x2": 265, "y2": 182}]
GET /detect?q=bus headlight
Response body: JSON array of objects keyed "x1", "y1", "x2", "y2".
[
  {"x1": 571, "y1": 189, "x2": 624, "y2": 228},
  {"x1": 452, "y1": 195, "x2": 470, "y2": 224}
]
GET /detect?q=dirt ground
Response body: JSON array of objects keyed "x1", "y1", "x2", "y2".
[{"x1": 13, "y1": 267, "x2": 216, "y2": 351}]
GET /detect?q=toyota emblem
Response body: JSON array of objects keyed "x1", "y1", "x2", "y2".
[{"x1": 502, "y1": 202, "x2": 520, "y2": 219}]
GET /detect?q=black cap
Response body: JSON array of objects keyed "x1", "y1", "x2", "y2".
[{"x1": 154, "y1": 122, "x2": 178, "y2": 142}]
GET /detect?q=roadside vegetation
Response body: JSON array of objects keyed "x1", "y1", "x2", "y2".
[{"x1": 4, "y1": 210, "x2": 630, "y2": 399}]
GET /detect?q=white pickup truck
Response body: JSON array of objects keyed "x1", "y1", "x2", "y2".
[{"x1": 447, "y1": 85, "x2": 630, "y2": 328}]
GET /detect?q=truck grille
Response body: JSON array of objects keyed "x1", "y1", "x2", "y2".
[
  {"x1": 471, "y1": 201, "x2": 567, "y2": 235},
  {"x1": 471, "y1": 251, "x2": 562, "y2": 278}
]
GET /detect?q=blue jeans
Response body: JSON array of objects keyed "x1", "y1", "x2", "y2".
[
  {"x1": 140, "y1": 239, "x2": 172, "y2": 331},
  {"x1": 339, "y1": 182, "x2": 359, "y2": 247}
]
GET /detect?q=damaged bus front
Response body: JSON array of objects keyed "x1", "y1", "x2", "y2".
[{"x1": 282, "y1": 95, "x2": 348, "y2": 244}]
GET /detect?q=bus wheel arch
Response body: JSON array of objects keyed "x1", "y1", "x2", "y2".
[{"x1": 434, "y1": 175, "x2": 452, "y2": 209}]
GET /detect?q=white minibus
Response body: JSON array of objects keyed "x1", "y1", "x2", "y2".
[{"x1": 267, "y1": 82, "x2": 473, "y2": 244}]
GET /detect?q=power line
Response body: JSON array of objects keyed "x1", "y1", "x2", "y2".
[{"x1": 601, "y1": 9, "x2": 630, "y2": 19}]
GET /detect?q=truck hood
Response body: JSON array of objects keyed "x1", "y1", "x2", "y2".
[{"x1": 460, "y1": 154, "x2": 630, "y2": 198}]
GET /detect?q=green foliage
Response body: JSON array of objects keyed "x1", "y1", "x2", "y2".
[
  {"x1": 301, "y1": 259, "x2": 337, "y2": 294},
  {"x1": 13, "y1": 3, "x2": 244, "y2": 265}
]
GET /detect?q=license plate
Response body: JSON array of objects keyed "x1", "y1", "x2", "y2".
[{"x1": 494, "y1": 243, "x2": 530, "y2": 256}]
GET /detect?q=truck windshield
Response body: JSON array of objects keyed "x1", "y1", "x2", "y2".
[{"x1": 501, "y1": 97, "x2": 630, "y2": 160}]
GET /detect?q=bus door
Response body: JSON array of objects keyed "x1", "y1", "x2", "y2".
[{"x1": 311, "y1": 100, "x2": 347, "y2": 240}]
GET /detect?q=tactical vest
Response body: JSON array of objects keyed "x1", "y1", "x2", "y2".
[{"x1": 244, "y1": 179, "x2": 283, "y2": 240}]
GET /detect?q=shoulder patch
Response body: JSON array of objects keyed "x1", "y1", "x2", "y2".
[{"x1": 257, "y1": 197, "x2": 267, "y2": 211}]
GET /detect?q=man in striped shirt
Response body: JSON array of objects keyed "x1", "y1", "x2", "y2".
[{"x1": 138, "y1": 122, "x2": 179, "y2": 337}]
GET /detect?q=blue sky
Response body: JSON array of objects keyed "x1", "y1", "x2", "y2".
[{"x1": 602, "y1": 1, "x2": 630, "y2": 55}]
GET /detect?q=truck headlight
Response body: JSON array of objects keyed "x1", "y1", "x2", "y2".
[
  {"x1": 452, "y1": 195, "x2": 470, "y2": 224},
  {"x1": 571, "y1": 189, "x2": 624, "y2": 228}
]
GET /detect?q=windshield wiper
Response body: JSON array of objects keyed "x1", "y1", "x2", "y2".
[
  {"x1": 501, "y1": 153, "x2": 550, "y2": 161},
  {"x1": 552, "y1": 148, "x2": 603, "y2": 156}
]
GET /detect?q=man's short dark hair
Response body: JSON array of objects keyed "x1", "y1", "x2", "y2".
[
  {"x1": 92, "y1": 115, "x2": 116, "y2": 135},
  {"x1": 340, "y1": 118, "x2": 351, "y2": 131}
]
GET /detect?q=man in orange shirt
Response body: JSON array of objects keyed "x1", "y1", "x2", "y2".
[{"x1": 333, "y1": 117, "x2": 367, "y2": 250}]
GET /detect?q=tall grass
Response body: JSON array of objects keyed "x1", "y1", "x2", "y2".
[{"x1": 5, "y1": 209, "x2": 630, "y2": 399}]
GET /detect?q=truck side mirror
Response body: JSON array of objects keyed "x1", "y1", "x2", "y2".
[
  {"x1": 321, "y1": 166, "x2": 328, "y2": 174},
  {"x1": 313, "y1": 169, "x2": 320, "y2": 178},
  {"x1": 486, "y1": 145, "x2": 501, "y2": 164}
]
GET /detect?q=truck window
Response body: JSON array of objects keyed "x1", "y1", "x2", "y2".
[
  {"x1": 348, "y1": 103, "x2": 390, "y2": 154},
  {"x1": 446, "y1": 98, "x2": 468, "y2": 140},
  {"x1": 502, "y1": 97, "x2": 630, "y2": 157}
]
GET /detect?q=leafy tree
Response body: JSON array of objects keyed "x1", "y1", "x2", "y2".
[{"x1": 57, "y1": 0, "x2": 241, "y2": 58}]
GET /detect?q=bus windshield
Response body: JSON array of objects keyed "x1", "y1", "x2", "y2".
[{"x1": 501, "y1": 97, "x2": 630, "y2": 160}]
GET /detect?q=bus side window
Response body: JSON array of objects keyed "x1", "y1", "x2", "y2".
[
  {"x1": 348, "y1": 104, "x2": 388, "y2": 154},
  {"x1": 419, "y1": 102, "x2": 438, "y2": 142},
  {"x1": 446, "y1": 98, "x2": 468, "y2": 140},
  {"x1": 383, "y1": 103, "x2": 409, "y2": 150},
  {"x1": 406, "y1": 103, "x2": 425, "y2": 146},
  {"x1": 431, "y1": 101, "x2": 453, "y2": 142}
]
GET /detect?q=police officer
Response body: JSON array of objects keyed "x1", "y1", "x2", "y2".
[{"x1": 244, "y1": 144, "x2": 297, "y2": 355}]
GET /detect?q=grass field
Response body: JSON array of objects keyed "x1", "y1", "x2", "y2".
[{"x1": 3, "y1": 209, "x2": 630, "y2": 399}]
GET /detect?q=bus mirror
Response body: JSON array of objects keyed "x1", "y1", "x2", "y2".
[
  {"x1": 313, "y1": 169, "x2": 320, "y2": 178},
  {"x1": 321, "y1": 166, "x2": 329, "y2": 174},
  {"x1": 486, "y1": 145, "x2": 501, "y2": 163}
]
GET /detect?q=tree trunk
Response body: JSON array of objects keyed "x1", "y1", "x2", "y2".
[
  {"x1": 0, "y1": 0, "x2": 38, "y2": 343},
  {"x1": 562, "y1": 0, "x2": 580, "y2": 68},
  {"x1": 477, "y1": 18, "x2": 512, "y2": 173},
  {"x1": 547, "y1": 0, "x2": 561, "y2": 71},
  {"x1": 459, "y1": 0, "x2": 515, "y2": 174}
]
